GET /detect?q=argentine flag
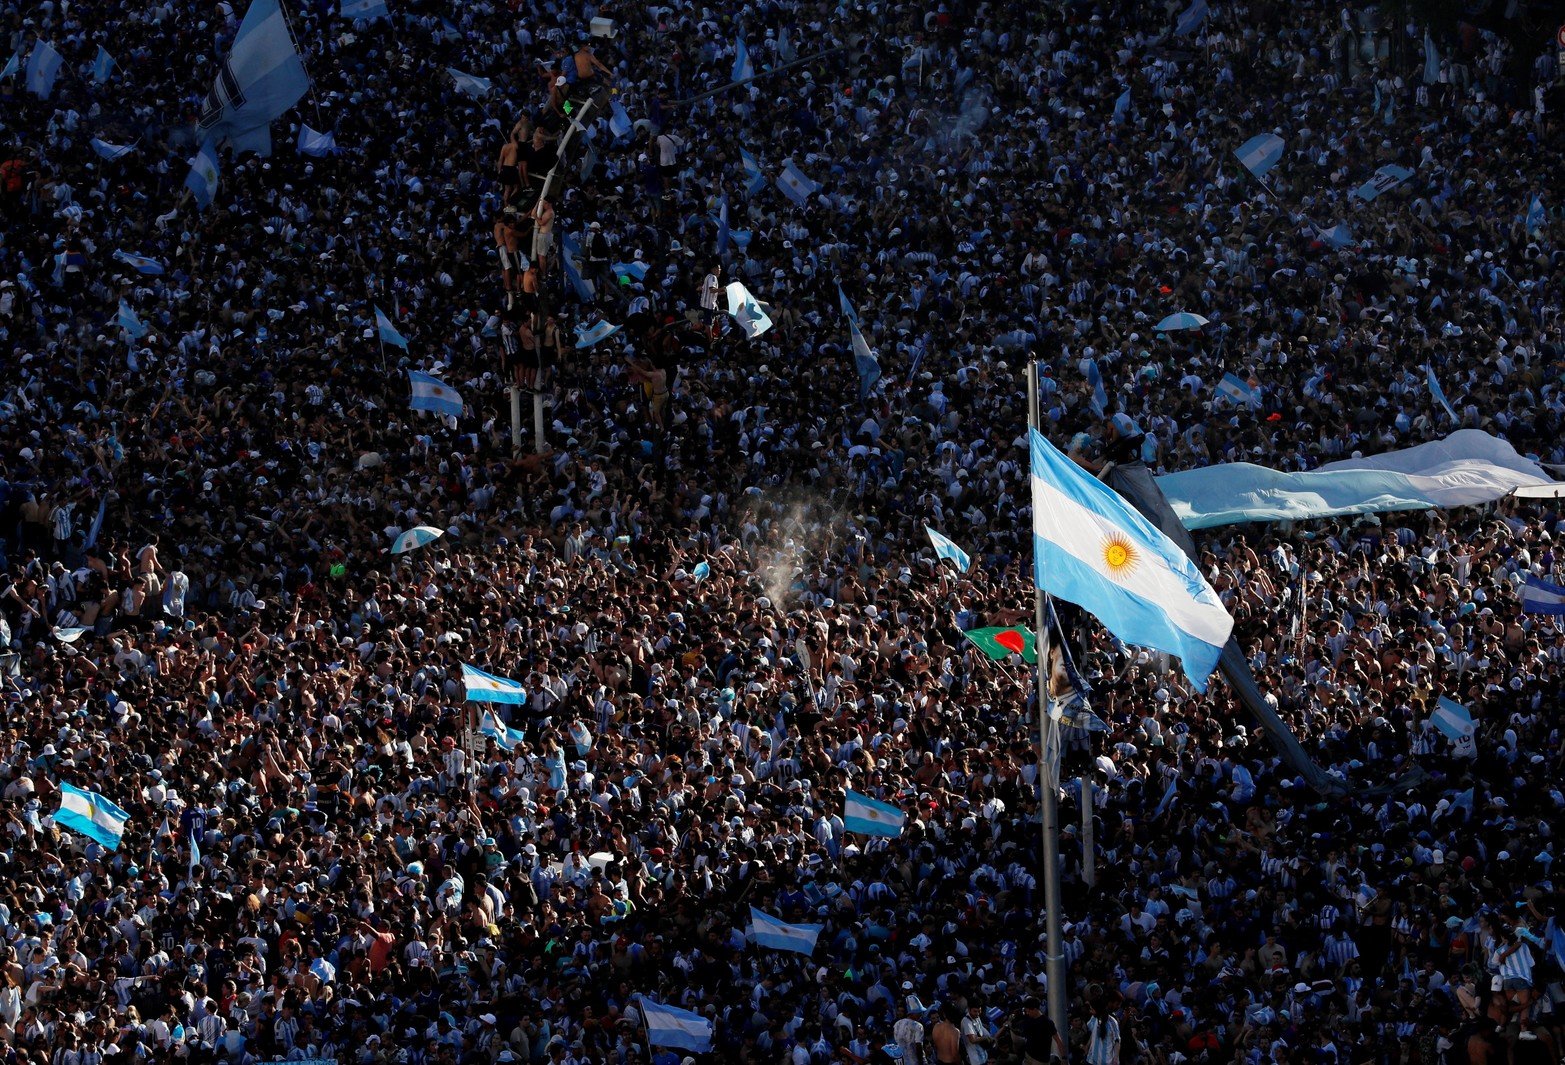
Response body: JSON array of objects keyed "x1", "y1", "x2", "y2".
[
  {"x1": 297, "y1": 124, "x2": 338, "y2": 157},
  {"x1": 1352, "y1": 164, "x2": 1414, "y2": 202},
  {"x1": 1522, "y1": 575, "x2": 1565, "y2": 615},
  {"x1": 408, "y1": 371, "x2": 463, "y2": 417},
  {"x1": 750, "y1": 907, "x2": 822, "y2": 955},
  {"x1": 113, "y1": 251, "x2": 166, "y2": 275},
  {"x1": 1174, "y1": 0, "x2": 1207, "y2": 35},
  {"x1": 844, "y1": 790, "x2": 906, "y2": 837},
  {"x1": 1425, "y1": 365, "x2": 1456, "y2": 422},
  {"x1": 1431, "y1": 696, "x2": 1476, "y2": 757},
  {"x1": 732, "y1": 36, "x2": 754, "y2": 83},
  {"x1": 1318, "y1": 222, "x2": 1355, "y2": 250},
  {"x1": 560, "y1": 233, "x2": 595, "y2": 302},
  {"x1": 851, "y1": 321, "x2": 881, "y2": 400},
  {"x1": 90, "y1": 138, "x2": 135, "y2": 161},
  {"x1": 117, "y1": 302, "x2": 149, "y2": 340},
  {"x1": 1030, "y1": 428, "x2": 1233, "y2": 690},
  {"x1": 725, "y1": 282, "x2": 773, "y2": 339},
  {"x1": 462, "y1": 663, "x2": 528, "y2": 705},
  {"x1": 92, "y1": 46, "x2": 115, "y2": 84},
  {"x1": 339, "y1": 0, "x2": 389, "y2": 19},
  {"x1": 449, "y1": 68, "x2": 493, "y2": 96},
  {"x1": 612, "y1": 261, "x2": 650, "y2": 283},
  {"x1": 1526, "y1": 195, "x2": 1545, "y2": 238},
  {"x1": 26, "y1": 40, "x2": 64, "y2": 99},
  {"x1": 1216, "y1": 372, "x2": 1259, "y2": 408},
  {"x1": 925, "y1": 526, "x2": 971, "y2": 572},
  {"x1": 479, "y1": 709, "x2": 526, "y2": 751},
  {"x1": 56, "y1": 782, "x2": 129, "y2": 851},
  {"x1": 608, "y1": 99, "x2": 633, "y2": 140},
  {"x1": 776, "y1": 158, "x2": 819, "y2": 207},
  {"x1": 376, "y1": 306, "x2": 409, "y2": 347},
  {"x1": 197, "y1": 0, "x2": 309, "y2": 156},
  {"x1": 575, "y1": 319, "x2": 620, "y2": 349},
  {"x1": 1084, "y1": 358, "x2": 1108, "y2": 416},
  {"x1": 740, "y1": 147, "x2": 767, "y2": 197},
  {"x1": 639, "y1": 999, "x2": 713, "y2": 1053},
  {"x1": 185, "y1": 141, "x2": 221, "y2": 209},
  {"x1": 1234, "y1": 133, "x2": 1284, "y2": 179}
]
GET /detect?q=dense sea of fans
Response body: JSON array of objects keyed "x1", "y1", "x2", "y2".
[{"x1": 1, "y1": 0, "x2": 1564, "y2": 1063}]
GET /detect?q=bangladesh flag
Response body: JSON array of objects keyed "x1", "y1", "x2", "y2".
[{"x1": 963, "y1": 626, "x2": 1037, "y2": 664}]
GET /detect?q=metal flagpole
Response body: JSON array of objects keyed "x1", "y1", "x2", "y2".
[{"x1": 1026, "y1": 361, "x2": 1069, "y2": 1040}]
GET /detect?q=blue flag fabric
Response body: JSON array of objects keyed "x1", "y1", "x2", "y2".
[
  {"x1": 925, "y1": 526, "x2": 971, "y2": 572},
  {"x1": 462, "y1": 663, "x2": 528, "y2": 705},
  {"x1": 117, "y1": 302, "x2": 149, "y2": 340},
  {"x1": 740, "y1": 147, "x2": 767, "y2": 197},
  {"x1": 1525, "y1": 195, "x2": 1545, "y2": 237},
  {"x1": 56, "y1": 782, "x2": 130, "y2": 850},
  {"x1": 113, "y1": 251, "x2": 166, "y2": 275},
  {"x1": 851, "y1": 322, "x2": 880, "y2": 400},
  {"x1": 297, "y1": 124, "x2": 338, "y2": 157},
  {"x1": 340, "y1": 0, "x2": 389, "y2": 19},
  {"x1": 560, "y1": 233, "x2": 595, "y2": 302},
  {"x1": 608, "y1": 100, "x2": 633, "y2": 139},
  {"x1": 640, "y1": 1000, "x2": 713, "y2": 1053},
  {"x1": 1425, "y1": 365, "x2": 1457, "y2": 422},
  {"x1": 376, "y1": 306, "x2": 409, "y2": 348},
  {"x1": 1352, "y1": 164, "x2": 1414, "y2": 202},
  {"x1": 844, "y1": 790, "x2": 906, "y2": 836},
  {"x1": 1234, "y1": 133, "x2": 1285, "y2": 178},
  {"x1": 449, "y1": 69, "x2": 492, "y2": 96},
  {"x1": 1423, "y1": 31, "x2": 1441, "y2": 85},
  {"x1": 776, "y1": 158, "x2": 819, "y2": 207},
  {"x1": 407, "y1": 371, "x2": 463, "y2": 417},
  {"x1": 732, "y1": 36, "x2": 754, "y2": 83},
  {"x1": 750, "y1": 908, "x2": 822, "y2": 955},
  {"x1": 1318, "y1": 222, "x2": 1355, "y2": 249},
  {"x1": 1217, "y1": 372, "x2": 1259, "y2": 408},
  {"x1": 197, "y1": 0, "x2": 309, "y2": 157},
  {"x1": 1084, "y1": 358, "x2": 1108, "y2": 416},
  {"x1": 1522, "y1": 575, "x2": 1565, "y2": 615},
  {"x1": 1113, "y1": 89, "x2": 1131, "y2": 125},
  {"x1": 184, "y1": 141, "x2": 221, "y2": 209},
  {"x1": 26, "y1": 40, "x2": 64, "y2": 99},
  {"x1": 837, "y1": 283, "x2": 860, "y2": 327},
  {"x1": 478, "y1": 708, "x2": 526, "y2": 750},
  {"x1": 92, "y1": 46, "x2": 115, "y2": 84},
  {"x1": 612, "y1": 261, "x2": 650, "y2": 283},
  {"x1": 90, "y1": 138, "x2": 135, "y2": 161},
  {"x1": 1175, "y1": 0, "x2": 1208, "y2": 35},
  {"x1": 0, "y1": 50, "x2": 19, "y2": 82}
]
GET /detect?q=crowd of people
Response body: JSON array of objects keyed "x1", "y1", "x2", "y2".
[{"x1": 2, "y1": 0, "x2": 1565, "y2": 1062}]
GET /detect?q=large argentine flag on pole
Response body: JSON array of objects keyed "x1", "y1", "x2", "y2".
[
  {"x1": 56, "y1": 783, "x2": 130, "y2": 850},
  {"x1": 640, "y1": 999, "x2": 713, "y2": 1053},
  {"x1": 462, "y1": 663, "x2": 528, "y2": 705},
  {"x1": 196, "y1": 0, "x2": 309, "y2": 157},
  {"x1": 750, "y1": 907, "x2": 822, "y2": 955},
  {"x1": 1522, "y1": 575, "x2": 1565, "y2": 615},
  {"x1": 844, "y1": 790, "x2": 906, "y2": 837},
  {"x1": 408, "y1": 371, "x2": 463, "y2": 417},
  {"x1": 1233, "y1": 133, "x2": 1284, "y2": 178},
  {"x1": 1030, "y1": 428, "x2": 1233, "y2": 690}
]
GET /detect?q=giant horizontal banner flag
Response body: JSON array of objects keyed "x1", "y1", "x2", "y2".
[
  {"x1": 1234, "y1": 133, "x2": 1284, "y2": 178},
  {"x1": 962, "y1": 626, "x2": 1037, "y2": 664},
  {"x1": 1521, "y1": 575, "x2": 1565, "y2": 615},
  {"x1": 197, "y1": 0, "x2": 309, "y2": 156},
  {"x1": 750, "y1": 907, "x2": 822, "y2": 955},
  {"x1": 1351, "y1": 164, "x2": 1414, "y2": 202},
  {"x1": 1031, "y1": 428, "x2": 1232, "y2": 690},
  {"x1": 640, "y1": 999, "x2": 713, "y2": 1053},
  {"x1": 1158, "y1": 430, "x2": 1554, "y2": 530},
  {"x1": 56, "y1": 782, "x2": 129, "y2": 850},
  {"x1": 462, "y1": 663, "x2": 528, "y2": 704},
  {"x1": 844, "y1": 790, "x2": 906, "y2": 837}
]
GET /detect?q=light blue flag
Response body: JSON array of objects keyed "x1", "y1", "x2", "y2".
[
  {"x1": 776, "y1": 158, "x2": 819, "y2": 207},
  {"x1": 438, "y1": 18, "x2": 461, "y2": 41},
  {"x1": 197, "y1": 0, "x2": 309, "y2": 157},
  {"x1": 1431, "y1": 696, "x2": 1475, "y2": 756},
  {"x1": 725, "y1": 282, "x2": 773, "y2": 339},
  {"x1": 376, "y1": 306, "x2": 408, "y2": 348},
  {"x1": 1525, "y1": 195, "x2": 1544, "y2": 237},
  {"x1": 1234, "y1": 133, "x2": 1284, "y2": 178},
  {"x1": 449, "y1": 68, "x2": 493, "y2": 96},
  {"x1": 740, "y1": 147, "x2": 767, "y2": 197},
  {"x1": 716, "y1": 192, "x2": 732, "y2": 256},
  {"x1": 92, "y1": 46, "x2": 115, "y2": 84},
  {"x1": 560, "y1": 233, "x2": 595, "y2": 302},
  {"x1": 925, "y1": 526, "x2": 971, "y2": 572},
  {"x1": 478, "y1": 708, "x2": 526, "y2": 751},
  {"x1": 1523, "y1": 575, "x2": 1565, "y2": 614},
  {"x1": 1351, "y1": 164, "x2": 1414, "y2": 202},
  {"x1": 1423, "y1": 31, "x2": 1441, "y2": 85},
  {"x1": 297, "y1": 124, "x2": 338, "y2": 157},
  {"x1": 407, "y1": 370, "x2": 463, "y2": 417},
  {"x1": 851, "y1": 321, "x2": 881, "y2": 400},
  {"x1": 339, "y1": 0, "x2": 389, "y2": 20},
  {"x1": 56, "y1": 782, "x2": 130, "y2": 851},
  {"x1": 113, "y1": 251, "x2": 166, "y2": 275},
  {"x1": 1084, "y1": 358, "x2": 1108, "y2": 416},
  {"x1": 117, "y1": 301, "x2": 149, "y2": 340},
  {"x1": 1030, "y1": 428, "x2": 1234, "y2": 690},
  {"x1": 1113, "y1": 88, "x2": 1131, "y2": 125},
  {"x1": 461, "y1": 662, "x2": 528, "y2": 705},
  {"x1": 608, "y1": 99, "x2": 632, "y2": 139},
  {"x1": 1318, "y1": 222, "x2": 1355, "y2": 249},
  {"x1": 640, "y1": 999, "x2": 713, "y2": 1053},
  {"x1": 844, "y1": 790, "x2": 905, "y2": 836},
  {"x1": 1217, "y1": 372, "x2": 1259, "y2": 408},
  {"x1": 691, "y1": 561, "x2": 711, "y2": 582},
  {"x1": 837, "y1": 283, "x2": 860, "y2": 327},
  {"x1": 90, "y1": 138, "x2": 135, "y2": 161},
  {"x1": 732, "y1": 36, "x2": 754, "y2": 83},
  {"x1": 184, "y1": 141, "x2": 221, "y2": 209},
  {"x1": 1175, "y1": 0, "x2": 1208, "y2": 36},
  {"x1": 1153, "y1": 779, "x2": 1179, "y2": 818},
  {"x1": 575, "y1": 319, "x2": 621, "y2": 349},
  {"x1": 26, "y1": 40, "x2": 64, "y2": 99},
  {"x1": 612, "y1": 261, "x2": 650, "y2": 283},
  {"x1": 750, "y1": 907, "x2": 821, "y2": 955},
  {"x1": 189, "y1": 829, "x2": 201, "y2": 875},
  {"x1": 1425, "y1": 365, "x2": 1456, "y2": 422},
  {"x1": 0, "y1": 50, "x2": 19, "y2": 81}
]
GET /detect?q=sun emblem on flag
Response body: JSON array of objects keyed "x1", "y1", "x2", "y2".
[{"x1": 1102, "y1": 535, "x2": 1140, "y2": 579}]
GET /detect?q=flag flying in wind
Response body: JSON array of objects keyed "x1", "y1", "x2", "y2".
[
  {"x1": 1175, "y1": 0, "x2": 1208, "y2": 35},
  {"x1": 449, "y1": 68, "x2": 492, "y2": 96},
  {"x1": 732, "y1": 36, "x2": 754, "y2": 83},
  {"x1": 0, "y1": 50, "x2": 19, "y2": 82},
  {"x1": 56, "y1": 782, "x2": 130, "y2": 850},
  {"x1": 740, "y1": 146, "x2": 767, "y2": 197},
  {"x1": 724, "y1": 282, "x2": 773, "y2": 339},
  {"x1": 575, "y1": 319, "x2": 620, "y2": 349},
  {"x1": 1522, "y1": 575, "x2": 1565, "y2": 615},
  {"x1": 407, "y1": 371, "x2": 462, "y2": 417},
  {"x1": 1234, "y1": 133, "x2": 1285, "y2": 178},
  {"x1": 184, "y1": 141, "x2": 221, "y2": 209},
  {"x1": 1084, "y1": 358, "x2": 1108, "y2": 416},
  {"x1": 1425, "y1": 365, "x2": 1456, "y2": 422},
  {"x1": 339, "y1": 0, "x2": 389, "y2": 19},
  {"x1": 1352, "y1": 164, "x2": 1414, "y2": 202},
  {"x1": 560, "y1": 233, "x2": 595, "y2": 302},
  {"x1": 962, "y1": 626, "x2": 1037, "y2": 664},
  {"x1": 1422, "y1": 31, "x2": 1441, "y2": 85},
  {"x1": 844, "y1": 790, "x2": 906, "y2": 836},
  {"x1": 1318, "y1": 222, "x2": 1355, "y2": 250},
  {"x1": 113, "y1": 251, "x2": 166, "y2": 275},
  {"x1": 26, "y1": 40, "x2": 64, "y2": 99},
  {"x1": 1217, "y1": 372, "x2": 1260, "y2": 408},
  {"x1": 1431, "y1": 696, "x2": 1476, "y2": 758},
  {"x1": 1113, "y1": 88, "x2": 1131, "y2": 124},
  {"x1": 925, "y1": 527, "x2": 971, "y2": 572},
  {"x1": 90, "y1": 137, "x2": 135, "y2": 161},
  {"x1": 1030, "y1": 428, "x2": 1233, "y2": 690},
  {"x1": 376, "y1": 306, "x2": 408, "y2": 347},
  {"x1": 479, "y1": 709, "x2": 526, "y2": 751},
  {"x1": 92, "y1": 46, "x2": 115, "y2": 84},
  {"x1": 608, "y1": 99, "x2": 633, "y2": 139},
  {"x1": 776, "y1": 158, "x2": 819, "y2": 207},
  {"x1": 1526, "y1": 195, "x2": 1545, "y2": 238},
  {"x1": 851, "y1": 321, "x2": 881, "y2": 400},
  {"x1": 117, "y1": 302, "x2": 149, "y2": 340},
  {"x1": 197, "y1": 0, "x2": 309, "y2": 157},
  {"x1": 297, "y1": 124, "x2": 338, "y2": 156},
  {"x1": 640, "y1": 1000, "x2": 713, "y2": 1053},
  {"x1": 837, "y1": 282, "x2": 860, "y2": 328},
  {"x1": 462, "y1": 663, "x2": 528, "y2": 704},
  {"x1": 750, "y1": 907, "x2": 822, "y2": 955}
]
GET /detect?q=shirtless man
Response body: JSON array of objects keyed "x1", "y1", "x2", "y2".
[
  {"x1": 932, "y1": 1006, "x2": 963, "y2": 1065},
  {"x1": 493, "y1": 209, "x2": 528, "y2": 306},
  {"x1": 529, "y1": 198, "x2": 554, "y2": 275},
  {"x1": 496, "y1": 129, "x2": 526, "y2": 206}
]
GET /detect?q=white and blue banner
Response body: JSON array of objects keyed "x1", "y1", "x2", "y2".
[
  {"x1": 776, "y1": 158, "x2": 819, "y2": 207},
  {"x1": 56, "y1": 782, "x2": 129, "y2": 850},
  {"x1": 1175, "y1": 0, "x2": 1208, "y2": 35},
  {"x1": 117, "y1": 301, "x2": 149, "y2": 340},
  {"x1": 575, "y1": 319, "x2": 620, "y2": 349},
  {"x1": 1431, "y1": 697, "x2": 1476, "y2": 758},
  {"x1": 92, "y1": 46, "x2": 115, "y2": 84},
  {"x1": 26, "y1": 40, "x2": 64, "y2": 99},
  {"x1": 1216, "y1": 372, "x2": 1259, "y2": 408},
  {"x1": 560, "y1": 233, "x2": 595, "y2": 302},
  {"x1": 608, "y1": 99, "x2": 633, "y2": 139},
  {"x1": 90, "y1": 137, "x2": 135, "y2": 161},
  {"x1": 449, "y1": 68, "x2": 493, "y2": 96},
  {"x1": 732, "y1": 36, "x2": 754, "y2": 83},
  {"x1": 197, "y1": 0, "x2": 309, "y2": 157},
  {"x1": 1234, "y1": 133, "x2": 1284, "y2": 178},
  {"x1": 741, "y1": 147, "x2": 767, "y2": 197},
  {"x1": 612, "y1": 261, "x2": 650, "y2": 283},
  {"x1": 844, "y1": 790, "x2": 906, "y2": 837},
  {"x1": 1113, "y1": 88, "x2": 1130, "y2": 124},
  {"x1": 113, "y1": 251, "x2": 166, "y2": 275},
  {"x1": 408, "y1": 371, "x2": 462, "y2": 417},
  {"x1": 750, "y1": 907, "x2": 822, "y2": 955},
  {"x1": 925, "y1": 526, "x2": 971, "y2": 572},
  {"x1": 640, "y1": 999, "x2": 713, "y2": 1053},
  {"x1": 479, "y1": 709, "x2": 526, "y2": 751},
  {"x1": 297, "y1": 124, "x2": 338, "y2": 157},
  {"x1": 184, "y1": 141, "x2": 221, "y2": 209},
  {"x1": 462, "y1": 663, "x2": 528, "y2": 705},
  {"x1": 340, "y1": 0, "x2": 389, "y2": 20},
  {"x1": 1522, "y1": 575, "x2": 1565, "y2": 615},
  {"x1": 1351, "y1": 164, "x2": 1414, "y2": 202},
  {"x1": 376, "y1": 306, "x2": 408, "y2": 347},
  {"x1": 1084, "y1": 358, "x2": 1108, "y2": 416},
  {"x1": 725, "y1": 281, "x2": 773, "y2": 339}
]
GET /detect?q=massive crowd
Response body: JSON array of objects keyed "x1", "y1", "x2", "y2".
[{"x1": 2, "y1": 0, "x2": 1565, "y2": 1063}]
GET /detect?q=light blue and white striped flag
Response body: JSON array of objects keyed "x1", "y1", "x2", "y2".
[
  {"x1": 297, "y1": 124, "x2": 338, "y2": 157},
  {"x1": 741, "y1": 147, "x2": 767, "y2": 197},
  {"x1": 732, "y1": 36, "x2": 754, "y2": 83},
  {"x1": 1422, "y1": 31, "x2": 1441, "y2": 85},
  {"x1": 1217, "y1": 372, "x2": 1259, "y2": 408},
  {"x1": 1234, "y1": 133, "x2": 1284, "y2": 178},
  {"x1": 92, "y1": 46, "x2": 115, "y2": 84},
  {"x1": 1113, "y1": 88, "x2": 1131, "y2": 125},
  {"x1": 1525, "y1": 195, "x2": 1545, "y2": 238},
  {"x1": 1431, "y1": 696, "x2": 1476, "y2": 757},
  {"x1": 691, "y1": 561, "x2": 711, "y2": 582},
  {"x1": 1175, "y1": 0, "x2": 1208, "y2": 35},
  {"x1": 837, "y1": 282, "x2": 860, "y2": 327},
  {"x1": 640, "y1": 999, "x2": 713, "y2": 1053},
  {"x1": 750, "y1": 907, "x2": 822, "y2": 955},
  {"x1": 462, "y1": 663, "x2": 528, "y2": 705},
  {"x1": 449, "y1": 68, "x2": 493, "y2": 96},
  {"x1": 1318, "y1": 222, "x2": 1355, "y2": 250},
  {"x1": 925, "y1": 526, "x2": 971, "y2": 572},
  {"x1": 844, "y1": 790, "x2": 905, "y2": 836},
  {"x1": 725, "y1": 282, "x2": 773, "y2": 339},
  {"x1": 0, "y1": 50, "x2": 19, "y2": 82},
  {"x1": 90, "y1": 138, "x2": 135, "y2": 161},
  {"x1": 197, "y1": 0, "x2": 309, "y2": 156},
  {"x1": 560, "y1": 233, "x2": 595, "y2": 302},
  {"x1": 408, "y1": 371, "x2": 462, "y2": 417},
  {"x1": 339, "y1": 0, "x2": 389, "y2": 19},
  {"x1": 56, "y1": 782, "x2": 130, "y2": 850},
  {"x1": 776, "y1": 159, "x2": 819, "y2": 207},
  {"x1": 479, "y1": 708, "x2": 526, "y2": 751},
  {"x1": 1352, "y1": 164, "x2": 1414, "y2": 202},
  {"x1": 1425, "y1": 365, "x2": 1456, "y2": 422},
  {"x1": 184, "y1": 141, "x2": 221, "y2": 209},
  {"x1": 575, "y1": 319, "x2": 620, "y2": 349},
  {"x1": 1522, "y1": 575, "x2": 1565, "y2": 615},
  {"x1": 26, "y1": 40, "x2": 64, "y2": 99},
  {"x1": 851, "y1": 321, "x2": 880, "y2": 400},
  {"x1": 376, "y1": 306, "x2": 409, "y2": 348},
  {"x1": 1084, "y1": 358, "x2": 1108, "y2": 416},
  {"x1": 113, "y1": 251, "x2": 165, "y2": 275},
  {"x1": 117, "y1": 301, "x2": 149, "y2": 340},
  {"x1": 608, "y1": 99, "x2": 633, "y2": 139},
  {"x1": 612, "y1": 261, "x2": 650, "y2": 283}
]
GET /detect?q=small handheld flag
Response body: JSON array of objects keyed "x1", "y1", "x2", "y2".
[
  {"x1": 1424, "y1": 365, "x2": 1456, "y2": 422},
  {"x1": 92, "y1": 46, "x2": 115, "y2": 84},
  {"x1": 407, "y1": 371, "x2": 463, "y2": 417},
  {"x1": 1234, "y1": 133, "x2": 1285, "y2": 179},
  {"x1": 776, "y1": 158, "x2": 819, "y2": 207},
  {"x1": 376, "y1": 306, "x2": 409, "y2": 348},
  {"x1": 750, "y1": 907, "x2": 822, "y2": 955},
  {"x1": 449, "y1": 69, "x2": 493, "y2": 96},
  {"x1": 25, "y1": 40, "x2": 64, "y2": 99},
  {"x1": 1351, "y1": 164, "x2": 1414, "y2": 202},
  {"x1": 462, "y1": 663, "x2": 528, "y2": 705},
  {"x1": 725, "y1": 282, "x2": 773, "y2": 339},
  {"x1": 640, "y1": 999, "x2": 713, "y2": 1053},
  {"x1": 297, "y1": 124, "x2": 339, "y2": 157},
  {"x1": 56, "y1": 782, "x2": 130, "y2": 851},
  {"x1": 184, "y1": 141, "x2": 221, "y2": 209},
  {"x1": 962, "y1": 626, "x2": 1037, "y2": 664},
  {"x1": 113, "y1": 251, "x2": 166, "y2": 275},
  {"x1": 1216, "y1": 372, "x2": 1259, "y2": 408},
  {"x1": 843, "y1": 790, "x2": 906, "y2": 837},
  {"x1": 1431, "y1": 696, "x2": 1476, "y2": 758},
  {"x1": 90, "y1": 138, "x2": 135, "y2": 161},
  {"x1": 479, "y1": 709, "x2": 526, "y2": 751},
  {"x1": 925, "y1": 527, "x2": 971, "y2": 572},
  {"x1": 117, "y1": 302, "x2": 149, "y2": 340},
  {"x1": 732, "y1": 36, "x2": 754, "y2": 83},
  {"x1": 575, "y1": 319, "x2": 621, "y2": 349}
]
